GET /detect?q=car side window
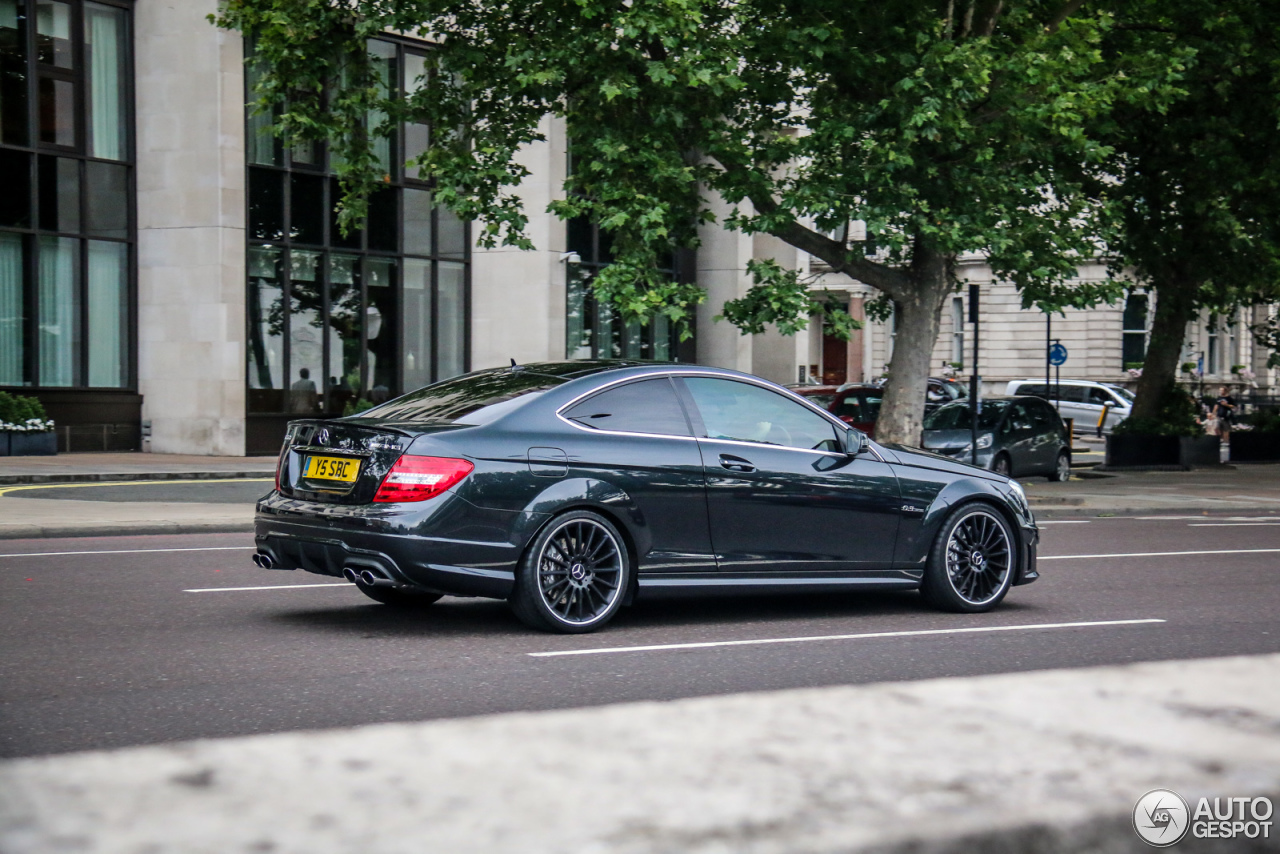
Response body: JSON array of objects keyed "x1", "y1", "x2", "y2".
[
  {"x1": 1088, "y1": 387, "x2": 1113, "y2": 406},
  {"x1": 683, "y1": 378, "x2": 839, "y2": 451},
  {"x1": 563, "y1": 378, "x2": 691, "y2": 436},
  {"x1": 860, "y1": 392, "x2": 883, "y2": 420},
  {"x1": 1027, "y1": 402, "x2": 1055, "y2": 428},
  {"x1": 834, "y1": 395, "x2": 864, "y2": 421},
  {"x1": 1008, "y1": 403, "x2": 1035, "y2": 432}
]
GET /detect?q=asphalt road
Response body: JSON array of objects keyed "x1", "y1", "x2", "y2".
[{"x1": 2, "y1": 514, "x2": 1279, "y2": 759}]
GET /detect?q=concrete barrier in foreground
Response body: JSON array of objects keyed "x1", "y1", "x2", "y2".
[{"x1": 2, "y1": 654, "x2": 1279, "y2": 853}]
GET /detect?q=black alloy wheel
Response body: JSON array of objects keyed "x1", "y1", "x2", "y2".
[
  {"x1": 921, "y1": 504, "x2": 1015, "y2": 612},
  {"x1": 354, "y1": 583, "x2": 444, "y2": 607},
  {"x1": 991, "y1": 453, "x2": 1012, "y2": 477},
  {"x1": 511, "y1": 510, "x2": 631, "y2": 633},
  {"x1": 1049, "y1": 450, "x2": 1071, "y2": 482}
]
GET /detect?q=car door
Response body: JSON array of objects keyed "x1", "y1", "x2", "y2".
[
  {"x1": 559, "y1": 376, "x2": 716, "y2": 573},
  {"x1": 998, "y1": 402, "x2": 1038, "y2": 473},
  {"x1": 1025, "y1": 399, "x2": 1064, "y2": 472},
  {"x1": 1049, "y1": 384, "x2": 1086, "y2": 432},
  {"x1": 677, "y1": 376, "x2": 901, "y2": 572}
]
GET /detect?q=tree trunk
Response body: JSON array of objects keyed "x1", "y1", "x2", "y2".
[
  {"x1": 1132, "y1": 265, "x2": 1199, "y2": 420},
  {"x1": 876, "y1": 242, "x2": 952, "y2": 446}
]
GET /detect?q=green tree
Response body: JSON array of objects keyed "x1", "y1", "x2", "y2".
[
  {"x1": 1095, "y1": 1, "x2": 1280, "y2": 423},
  {"x1": 216, "y1": 0, "x2": 1182, "y2": 443}
]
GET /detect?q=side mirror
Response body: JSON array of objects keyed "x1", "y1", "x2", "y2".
[{"x1": 844, "y1": 428, "x2": 868, "y2": 456}]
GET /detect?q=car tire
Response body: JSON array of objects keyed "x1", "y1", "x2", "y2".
[
  {"x1": 354, "y1": 583, "x2": 444, "y2": 607},
  {"x1": 1048, "y1": 450, "x2": 1071, "y2": 482},
  {"x1": 991, "y1": 453, "x2": 1012, "y2": 477},
  {"x1": 920, "y1": 503, "x2": 1017, "y2": 613},
  {"x1": 510, "y1": 509, "x2": 631, "y2": 634}
]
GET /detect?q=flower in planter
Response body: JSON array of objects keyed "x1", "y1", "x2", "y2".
[
  {"x1": 1127, "y1": 367, "x2": 1143, "y2": 378},
  {"x1": 0, "y1": 392, "x2": 55, "y2": 433}
]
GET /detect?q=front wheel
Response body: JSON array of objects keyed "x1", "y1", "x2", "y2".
[
  {"x1": 510, "y1": 510, "x2": 631, "y2": 633},
  {"x1": 1048, "y1": 450, "x2": 1071, "y2": 482},
  {"x1": 920, "y1": 504, "x2": 1016, "y2": 613}
]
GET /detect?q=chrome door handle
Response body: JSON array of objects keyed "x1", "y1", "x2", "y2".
[{"x1": 719, "y1": 454, "x2": 755, "y2": 473}]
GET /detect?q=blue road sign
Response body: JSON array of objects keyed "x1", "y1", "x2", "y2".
[{"x1": 1049, "y1": 342, "x2": 1068, "y2": 366}]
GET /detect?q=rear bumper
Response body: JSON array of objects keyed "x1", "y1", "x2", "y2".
[{"x1": 253, "y1": 491, "x2": 520, "y2": 599}]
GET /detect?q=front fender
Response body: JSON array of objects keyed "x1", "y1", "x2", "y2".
[{"x1": 892, "y1": 466, "x2": 1020, "y2": 569}]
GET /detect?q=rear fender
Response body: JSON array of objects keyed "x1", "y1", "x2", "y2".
[{"x1": 508, "y1": 477, "x2": 649, "y2": 558}]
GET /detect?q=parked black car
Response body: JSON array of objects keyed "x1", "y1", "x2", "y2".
[
  {"x1": 255, "y1": 362, "x2": 1039, "y2": 633},
  {"x1": 922, "y1": 396, "x2": 1071, "y2": 481}
]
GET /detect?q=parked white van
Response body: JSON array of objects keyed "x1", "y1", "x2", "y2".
[{"x1": 1004, "y1": 379, "x2": 1134, "y2": 434}]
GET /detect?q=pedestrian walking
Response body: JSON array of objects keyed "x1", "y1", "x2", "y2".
[{"x1": 1213, "y1": 386, "x2": 1237, "y2": 439}]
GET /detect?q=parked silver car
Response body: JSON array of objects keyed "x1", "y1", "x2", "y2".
[{"x1": 1005, "y1": 379, "x2": 1133, "y2": 434}]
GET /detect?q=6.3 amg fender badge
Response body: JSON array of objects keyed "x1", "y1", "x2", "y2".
[{"x1": 901, "y1": 504, "x2": 924, "y2": 514}]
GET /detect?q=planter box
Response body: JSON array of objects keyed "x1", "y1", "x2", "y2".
[
  {"x1": 1104, "y1": 434, "x2": 1218, "y2": 469},
  {"x1": 2, "y1": 431, "x2": 57, "y2": 456},
  {"x1": 1230, "y1": 432, "x2": 1280, "y2": 463}
]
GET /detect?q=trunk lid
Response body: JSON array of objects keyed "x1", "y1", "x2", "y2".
[{"x1": 277, "y1": 420, "x2": 419, "y2": 505}]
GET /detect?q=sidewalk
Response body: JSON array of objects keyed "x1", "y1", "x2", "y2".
[
  {"x1": 2, "y1": 452, "x2": 1279, "y2": 539},
  {"x1": 4, "y1": 653, "x2": 1278, "y2": 853}
]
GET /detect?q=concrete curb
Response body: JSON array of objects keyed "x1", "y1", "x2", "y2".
[
  {"x1": 0, "y1": 521, "x2": 254, "y2": 540},
  {"x1": 0, "y1": 471, "x2": 273, "y2": 486},
  {"x1": 3, "y1": 654, "x2": 1279, "y2": 853}
]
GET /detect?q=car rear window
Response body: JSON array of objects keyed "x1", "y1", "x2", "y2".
[{"x1": 360, "y1": 369, "x2": 566, "y2": 424}]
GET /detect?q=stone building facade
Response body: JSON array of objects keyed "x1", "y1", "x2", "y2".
[{"x1": 1, "y1": 0, "x2": 1274, "y2": 457}]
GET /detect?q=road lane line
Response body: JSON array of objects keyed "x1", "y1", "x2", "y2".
[
  {"x1": 1040, "y1": 548, "x2": 1280, "y2": 561},
  {"x1": 0, "y1": 478, "x2": 272, "y2": 497},
  {"x1": 1187, "y1": 523, "x2": 1280, "y2": 527},
  {"x1": 0, "y1": 546, "x2": 254, "y2": 559},
  {"x1": 528, "y1": 618, "x2": 1166, "y2": 658},
  {"x1": 184, "y1": 583, "x2": 348, "y2": 593},
  {"x1": 1035, "y1": 521, "x2": 1091, "y2": 525}
]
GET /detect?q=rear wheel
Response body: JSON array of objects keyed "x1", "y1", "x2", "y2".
[
  {"x1": 991, "y1": 453, "x2": 1012, "y2": 477},
  {"x1": 1048, "y1": 450, "x2": 1071, "y2": 482},
  {"x1": 510, "y1": 510, "x2": 630, "y2": 633},
  {"x1": 921, "y1": 503, "x2": 1016, "y2": 613},
  {"x1": 354, "y1": 583, "x2": 443, "y2": 607}
]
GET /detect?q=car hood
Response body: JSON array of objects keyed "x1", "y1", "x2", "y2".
[
  {"x1": 878, "y1": 442, "x2": 1006, "y2": 482},
  {"x1": 920, "y1": 428, "x2": 978, "y2": 450}
]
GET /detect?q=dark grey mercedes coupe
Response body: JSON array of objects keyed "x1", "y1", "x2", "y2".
[{"x1": 254, "y1": 361, "x2": 1039, "y2": 633}]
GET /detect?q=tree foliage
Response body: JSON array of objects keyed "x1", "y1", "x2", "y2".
[{"x1": 215, "y1": 0, "x2": 1186, "y2": 442}]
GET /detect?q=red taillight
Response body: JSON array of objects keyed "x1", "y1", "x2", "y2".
[{"x1": 373, "y1": 455, "x2": 474, "y2": 503}]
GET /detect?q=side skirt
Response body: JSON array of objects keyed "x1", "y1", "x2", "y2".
[{"x1": 636, "y1": 570, "x2": 922, "y2": 599}]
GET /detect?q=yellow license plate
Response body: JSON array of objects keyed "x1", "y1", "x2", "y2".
[{"x1": 303, "y1": 455, "x2": 361, "y2": 483}]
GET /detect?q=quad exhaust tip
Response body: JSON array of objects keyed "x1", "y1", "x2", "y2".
[
  {"x1": 252, "y1": 552, "x2": 275, "y2": 570},
  {"x1": 348, "y1": 567, "x2": 398, "y2": 588}
]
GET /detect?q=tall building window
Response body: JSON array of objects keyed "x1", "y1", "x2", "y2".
[
  {"x1": 1121, "y1": 292, "x2": 1147, "y2": 369},
  {"x1": 951, "y1": 297, "x2": 964, "y2": 367},
  {"x1": 0, "y1": 0, "x2": 133, "y2": 391},
  {"x1": 1206, "y1": 313, "x2": 1220, "y2": 376},
  {"x1": 245, "y1": 36, "x2": 469, "y2": 450},
  {"x1": 564, "y1": 217, "x2": 680, "y2": 360}
]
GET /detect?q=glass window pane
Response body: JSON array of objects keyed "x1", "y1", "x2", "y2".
[
  {"x1": 403, "y1": 187, "x2": 431, "y2": 255},
  {"x1": 438, "y1": 204, "x2": 466, "y2": 258},
  {"x1": 367, "y1": 39, "x2": 396, "y2": 177},
  {"x1": 286, "y1": 249, "x2": 322, "y2": 414},
  {"x1": 367, "y1": 186, "x2": 396, "y2": 251},
  {"x1": 246, "y1": 246, "x2": 284, "y2": 412},
  {"x1": 37, "y1": 235, "x2": 78, "y2": 387},
  {"x1": 0, "y1": 233, "x2": 25, "y2": 385},
  {"x1": 86, "y1": 239, "x2": 126, "y2": 387},
  {"x1": 34, "y1": 0, "x2": 69, "y2": 67},
  {"x1": 244, "y1": 55, "x2": 282, "y2": 167},
  {"x1": 437, "y1": 260, "x2": 465, "y2": 380},
  {"x1": 248, "y1": 167, "x2": 284, "y2": 241},
  {"x1": 38, "y1": 154, "x2": 78, "y2": 232},
  {"x1": 565, "y1": 378, "x2": 690, "y2": 436},
  {"x1": 402, "y1": 258, "x2": 430, "y2": 391},
  {"x1": 84, "y1": 2, "x2": 127, "y2": 160},
  {"x1": 0, "y1": 148, "x2": 30, "y2": 227},
  {"x1": 565, "y1": 265, "x2": 592, "y2": 358},
  {"x1": 288, "y1": 172, "x2": 323, "y2": 244},
  {"x1": 38, "y1": 76, "x2": 74, "y2": 145},
  {"x1": 403, "y1": 52, "x2": 428, "y2": 178},
  {"x1": 364, "y1": 258, "x2": 396, "y2": 403},
  {"x1": 85, "y1": 160, "x2": 127, "y2": 238},
  {"x1": 327, "y1": 252, "x2": 361, "y2": 413},
  {"x1": 683, "y1": 378, "x2": 839, "y2": 451},
  {"x1": 0, "y1": 0, "x2": 29, "y2": 146},
  {"x1": 326, "y1": 176, "x2": 360, "y2": 249}
]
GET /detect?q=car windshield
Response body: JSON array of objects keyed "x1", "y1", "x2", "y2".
[
  {"x1": 1108, "y1": 385, "x2": 1136, "y2": 404},
  {"x1": 923, "y1": 400, "x2": 1009, "y2": 431},
  {"x1": 359, "y1": 368, "x2": 567, "y2": 424}
]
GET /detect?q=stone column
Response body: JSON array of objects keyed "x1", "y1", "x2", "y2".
[
  {"x1": 134, "y1": 0, "x2": 246, "y2": 454},
  {"x1": 695, "y1": 191, "x2": 753, "y2": 371},
  {"x1": 846, "y1": 294, "x2": 865, "y2": 383}
]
